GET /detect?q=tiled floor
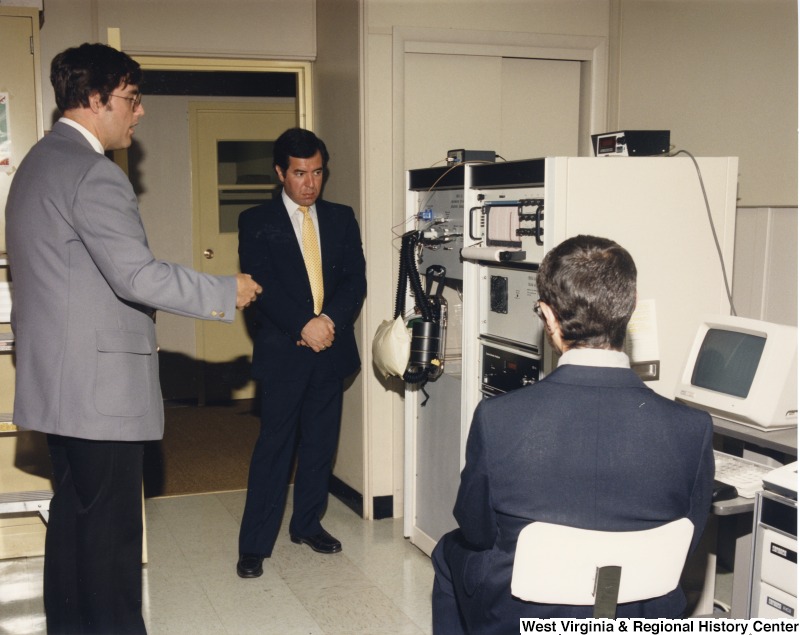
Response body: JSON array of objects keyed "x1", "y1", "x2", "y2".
[{"x1": 0, "y1": 491, "x2": 435, "y2": 635}]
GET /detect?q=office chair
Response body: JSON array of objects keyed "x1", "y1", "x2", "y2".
[{"x1": 510, "y1": 517, "x2": 693, "y2": 618}]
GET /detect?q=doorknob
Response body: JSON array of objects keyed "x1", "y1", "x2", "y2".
[{"x1": 204, "y1": 248, "x2": 215, "y2": 259}]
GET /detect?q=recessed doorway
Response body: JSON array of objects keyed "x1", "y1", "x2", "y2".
[{"x1": 130, "y1": 58, "x2": 312, "y2": 404}]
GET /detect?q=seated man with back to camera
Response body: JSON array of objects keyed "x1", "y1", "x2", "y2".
[{"x1": 432, "y1": 234, "x2": 714, "y2": 633}]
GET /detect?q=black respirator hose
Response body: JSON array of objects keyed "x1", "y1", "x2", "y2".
[
  {"x1": 394, "y1": 233, "x2": 411, "y2": 320},
  {"x1": 402, "y1": 232, "x2": 434, "y2": 322},
  {"x1": 396, "y1": 231, "x2": 438, "y2": 385}
]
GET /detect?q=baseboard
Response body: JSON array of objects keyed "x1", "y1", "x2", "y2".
[
  {"x1": 372, "y1": 495, "x2": 393, "y2": 520},
  {"x1": 329, "y1": 476, "x2": 393, "y2": 520}
]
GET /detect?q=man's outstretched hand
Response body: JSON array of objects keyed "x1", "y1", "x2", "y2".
[{"x1": 236, "y1": 273, "x2": 262, "y2": 309}]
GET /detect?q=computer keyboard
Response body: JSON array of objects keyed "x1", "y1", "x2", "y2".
[{"x1": 714, "y1": 451, "x2": 775, "y2": 499}]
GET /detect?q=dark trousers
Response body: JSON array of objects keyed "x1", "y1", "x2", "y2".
[
  {"x1": 44, "y1": 434, "x2": 146, "y2": 635},
  {"x1": 432, "y1": 531, "x2": 470, "y2": 635},
  {"x1": 238, "y1": 361, "x2": 343, "y2": 556}
]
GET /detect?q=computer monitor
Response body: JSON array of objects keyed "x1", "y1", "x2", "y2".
[{"x1": 675, "y1": 315, "x2": 797, "y2": 430}]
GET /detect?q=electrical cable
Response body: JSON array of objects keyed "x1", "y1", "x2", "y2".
[
  {"x1": 416, "y1": 157, "x2": 499, "y2": 218},
  {"x1": 672, "y1": 149, "x2": 738, "y2": 316}
]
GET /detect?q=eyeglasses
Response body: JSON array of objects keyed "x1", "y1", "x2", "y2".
[
  {"x1": 534, "y1": 301, "x2": 543, "y2": 318},
  {"x1": 109, "y1": 93, "x2": 143, "y2": 110}
]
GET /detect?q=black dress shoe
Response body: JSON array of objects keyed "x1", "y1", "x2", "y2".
[
  {"x1": 290, "y1": 529, "x2": 342, "y2": 554},
  {"x1": 236, "y1": 553, "x2": 264, "y2": 578}
]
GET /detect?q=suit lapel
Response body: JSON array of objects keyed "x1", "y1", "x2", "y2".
[{"x1": 268, "y1": 198, "x2": 305, "y2": 267}]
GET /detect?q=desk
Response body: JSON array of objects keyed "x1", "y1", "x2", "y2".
[
  {"x1": 712, "y1": 417, "x2": 797, "y2": 456},
  {"x1": 709, "y1": 416, "x2": 797, "y2": 618}
]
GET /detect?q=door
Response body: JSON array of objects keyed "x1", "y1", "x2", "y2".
[{"x1": 190, "y1": 102, "x2": 297, "y2": 402}]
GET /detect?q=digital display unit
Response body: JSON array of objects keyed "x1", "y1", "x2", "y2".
[{"x1": 675, "y1": 315, "x2": 797, "y2": 429}]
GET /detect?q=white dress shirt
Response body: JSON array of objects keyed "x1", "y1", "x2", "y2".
[
  {"x1": 59, "y1": 117, "x2": 104, "y2": 154},
  {"x1": 282, "y1": 190, "x2": 322, "y2": 256},
  {"x1": 557, "y1": 347, "x2": 631, "y2": 369}
]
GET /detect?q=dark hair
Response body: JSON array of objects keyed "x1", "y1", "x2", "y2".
[
  {"x1": 50, "y1": 43, "x2": 142, "y2": 113},
  {"x1": 536, "y1": 235, "x2": 637, "y2": 350},
  {"x1": 273, "y1": 127, "x2": 329, "y2": 173}
]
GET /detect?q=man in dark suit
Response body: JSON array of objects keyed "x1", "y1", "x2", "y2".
[
  {"x1": 432, "y1": 235, "x2": 714, "y2": 633},
  {"x1": 236, "y1": 128, "x2": 366, "y2": 577},
  {"x1": 5, "y1": 43, "x2": 261, "y2": 634}
]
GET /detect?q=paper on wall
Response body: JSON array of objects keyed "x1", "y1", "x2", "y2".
[
  {"x1": 0, "y1": 92, "x2": 11, "y2": 173},
  {"x1": 626, "y1": 298, "x2": 660, "y2": 363}
]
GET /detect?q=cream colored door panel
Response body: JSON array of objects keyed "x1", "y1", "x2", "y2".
[{"x1": 190, "y1": 102, "x2": 297, "y2": 401}]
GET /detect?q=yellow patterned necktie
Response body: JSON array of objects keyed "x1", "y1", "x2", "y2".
[{"x1": 300, "y1": 206, "x2": 324, "y2": 314}]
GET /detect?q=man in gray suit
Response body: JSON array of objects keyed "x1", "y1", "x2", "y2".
[{"x1": 5, "y1": 43, "x2": 261, "y2": 634}]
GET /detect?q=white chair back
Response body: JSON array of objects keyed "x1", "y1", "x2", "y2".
[{"x1": 511, "y1": 518, "x2": 693, "y2": 606}]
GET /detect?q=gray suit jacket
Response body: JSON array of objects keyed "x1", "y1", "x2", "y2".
[{"x1": 5, "y1": 121, "x2": 236, "y2": 441}]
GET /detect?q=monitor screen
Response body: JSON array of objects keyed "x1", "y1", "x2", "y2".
[{"x1": 691, "y1": 329, "x2": 766, "y2": 398}]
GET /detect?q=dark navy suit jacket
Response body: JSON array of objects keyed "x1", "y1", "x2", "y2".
[
  {"x1": 447, "y1": 363, "x2": 714, "y2": 630},
  {"x1": 238, "y1": 196, "x2": 366, "y2": 381}
]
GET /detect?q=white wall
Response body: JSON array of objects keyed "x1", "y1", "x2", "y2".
[
  {"x1": 38, "y1": 0, "x2": 316, "y2": 123},
  {"x1": 734, "y1": 207, "x2": 798, "y2": 327},
  {"x1": 96, "y1": 0, "x2": 315, "y2": 59},
  {"x1": 612, "y1": 0, "x2": 797, "y2": 206}
]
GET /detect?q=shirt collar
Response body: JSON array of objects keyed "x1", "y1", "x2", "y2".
[
  {"x1": 59, "y1": 117, "x2": 104, "y2": 154},
  {"x1": 282, "y1": 190, "x2": 315, "y2": 216},
  {"x1": 558, "y1": 348, "x2": 631, "y2": 369}
]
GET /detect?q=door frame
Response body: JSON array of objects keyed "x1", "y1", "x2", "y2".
[{"x1": 133, "y1": 55, "x2": 313, "y2": 131}]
